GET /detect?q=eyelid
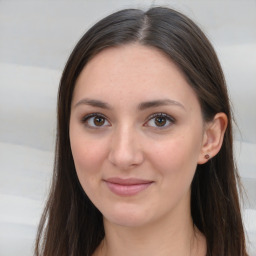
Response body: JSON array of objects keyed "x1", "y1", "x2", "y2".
[
  {"x1": 80, "y1": 112, "x2": 175, "y2": 129},
  {"x1": 148, "y1": 112, "x2": 175, "y2": 121},
  {"x1": 81, "y1": 112, "x2": 104, "y2": 121},
  {"x1": 144, "y1": 112, "x2": 175, "y2": 128},
  {"x1": 81, "y1": 112, "x2": 111, "y2": 128}
]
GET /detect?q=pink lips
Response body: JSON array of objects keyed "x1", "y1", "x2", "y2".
[{"x1": 104, "y1": 177, "x2": 153, "y2": 196}]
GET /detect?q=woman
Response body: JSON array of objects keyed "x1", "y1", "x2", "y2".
[{"x1": 35, "y1": 7, "x2": 248, "y2": 256}]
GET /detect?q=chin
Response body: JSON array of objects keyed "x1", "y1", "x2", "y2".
[{"x1": 102, "y1": 204, "x2": 152, "y2": 228}]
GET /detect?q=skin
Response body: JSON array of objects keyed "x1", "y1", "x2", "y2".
[{"x1": 69, "y1": 44, "x2": 227, "y2": 256}]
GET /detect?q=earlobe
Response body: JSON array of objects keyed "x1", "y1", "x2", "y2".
[{"x1": 197, "y1": 112, "x2": 228, "y2": 164}]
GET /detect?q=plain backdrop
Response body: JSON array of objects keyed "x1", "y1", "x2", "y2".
[{"x1": 0, "y1": 0, "x2": 255, "y2": 255}]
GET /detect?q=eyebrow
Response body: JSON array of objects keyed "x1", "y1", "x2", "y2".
[
  {"x1": 138, "y1": 99, "x2": 185, "y2": 111},
  {"x1": 74, "y1": 98, "x2": 112, "y2": 109},
  {"x1": 74, "y1": 98, "x2": 185, "y2": 110}
]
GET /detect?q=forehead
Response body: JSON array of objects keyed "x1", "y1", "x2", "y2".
[{"x1": 72, "y1": 44, "x2": 200, "y2": 111}]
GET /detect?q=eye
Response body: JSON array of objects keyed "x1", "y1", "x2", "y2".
[
  {"x1": 82, "y1": 113, "x2": 110, "y2": 128},
  {"x1": 145, "y1": 113, "x2": 175, "y2": 128}
]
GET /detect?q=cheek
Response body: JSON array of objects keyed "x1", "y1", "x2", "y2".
[
  {"x1": 147, "y1": 137, "x2": 199, "y2": 211},
  {"x1": 151, "y1": 137, "x2": 197, "y2": 165},
  {"x1": 72, "y1": 143, "x2": 103, "y2": 171},
  {"x1": 69, "y1": 127, "x2": 109, "y2": 190},
  {"x1": 70, "y1": 140, "x2": 104, "y2": 201},
  {"x1": 148, "y1": 133, "x2": 201, "y2": 185}
]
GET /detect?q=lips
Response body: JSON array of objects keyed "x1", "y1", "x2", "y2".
[{"x1": 104, "y1": 177, "x2": 153, "y2": 196}]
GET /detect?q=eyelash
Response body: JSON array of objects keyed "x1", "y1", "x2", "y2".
[
  {"x1": 81, "y1": 112, "x2": 175, "y2": 129},
  {"x1": 145, "y1": 113, "x2": 175, "y2": 128},
  {"x1": 81, "y1": 113, "x2": 110, "y2": 128}
]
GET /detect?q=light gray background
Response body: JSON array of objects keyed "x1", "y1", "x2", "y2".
[{"x1": 0, "y1": 0, "x2": 255, "y2": 255}]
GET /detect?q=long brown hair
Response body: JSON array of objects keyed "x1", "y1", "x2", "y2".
[{"x1": 34, "y1": 7, "x2": 248, "y2": 256}]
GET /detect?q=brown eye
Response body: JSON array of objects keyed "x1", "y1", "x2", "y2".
[
  {"x1": 93, "y1": 116, "x2": 105, "y2": 126},
  {"x1": 82, "y1": 113, "x2": 110, "y2": 128},
  {"x1": 145, "y1": 113, "x2": 175, "y2": 128},
  {"x1": 154, "y1": 116, "x2": 167, "y2": 127}
]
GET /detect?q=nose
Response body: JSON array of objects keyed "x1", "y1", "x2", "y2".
[{"x1": 108, "y1": 125, "x2": 144, "y2": 170}]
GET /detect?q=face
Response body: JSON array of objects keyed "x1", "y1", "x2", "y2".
[{"x1": 69, "y1": 44, "x2": 206, "y2": 228}]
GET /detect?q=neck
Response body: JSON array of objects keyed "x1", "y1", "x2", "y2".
[{"x1": 94, "y1": 206, "x2": 206, "y2": 256}]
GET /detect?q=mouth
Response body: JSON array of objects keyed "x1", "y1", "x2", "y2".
[{"x1": 103, "y1": 177, "x2": 154, "y2": 196}]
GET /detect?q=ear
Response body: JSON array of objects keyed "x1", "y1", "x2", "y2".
[{"x1": 197, "y1": 112, "x2": 228, "y2": 164}]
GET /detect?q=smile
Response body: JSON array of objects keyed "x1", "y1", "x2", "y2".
[{"x1": 104, "y1": 177, "x2": 154, "y2": 196}]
